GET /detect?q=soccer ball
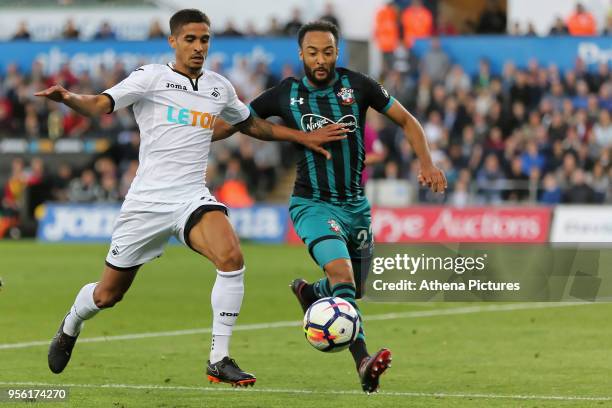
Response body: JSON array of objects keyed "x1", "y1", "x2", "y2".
[{"x1": 303, "y1": 297, "x2": 360, "y2": 352}]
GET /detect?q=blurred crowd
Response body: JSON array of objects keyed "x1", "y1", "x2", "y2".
[
  {"x1": 2, "y1": 47, "x2": 611, "y2": 218},
  {"x1": 7, "y1": 0, "x2": 612, "y2": 43},
  {"x1": 1, "y1": 1, "x2": 612, "y2": 237},
  {"x1": 371, "y1": 40, "x2": 611, "y2": 206},
  {"x1": 374, "y1": 0, "x2": 611, "y2": 58},
  {"x1": 9, "y1": 3, "x2": 341, "y2": 41}
]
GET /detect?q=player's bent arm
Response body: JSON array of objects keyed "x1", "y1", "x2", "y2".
[
  {"x1": 35, "y1": 84, "x2": 112, "y2": 117},
  {"x1": 384, "y1": 100, "x2": 447, "y2": 192},
  {"x1": 235, "y1": 116, "x2": 306, "y2": 143},
  {"x1": 233, "y1": 116, "x2": 347, "y2": 160},
  {"x1": 212, "y1": 118, "x2": 239, "y2": 142}
]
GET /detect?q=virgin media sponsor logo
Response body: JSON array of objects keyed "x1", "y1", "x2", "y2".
[{"x1": 372, "y1": 207, "x2": 551, "y2": 243}]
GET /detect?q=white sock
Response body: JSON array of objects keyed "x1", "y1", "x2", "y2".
[
  {"x1": 210, "y1": 267, "x2": 244, "y2": 364},
  {"x1": 63, "y1": 282, "x2": 100, "y2": 337}
]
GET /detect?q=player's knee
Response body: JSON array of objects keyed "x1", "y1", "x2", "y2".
[
  {"x1": 93, "y1": 288, "x2": 125, "y2": 309},
  {"x1": 215, "y1": 246, "x2": 244, "y2": 271}
]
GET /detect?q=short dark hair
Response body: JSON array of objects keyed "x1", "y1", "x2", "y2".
[
  {"x1": 297, "y1": 20, "x2": 339, "y2": 47},
  {"x1": 169, "y1": 9, "x2": 211, "y2": 35}
]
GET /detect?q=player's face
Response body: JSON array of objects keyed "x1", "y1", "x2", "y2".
[
  {"x1": 169, "y1": 22, "x2": 210, "y2": 74},
  {"x1": 299, "y1": 31, "x2": 338, "y2": 87}
]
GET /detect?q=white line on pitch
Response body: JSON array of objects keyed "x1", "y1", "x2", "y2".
[
  {"x1": 0, "y1": 381, "x2": 609, "y2": 402},
  {"x1": 0, "y1": 302, "x2": 588, "y2": 351}
]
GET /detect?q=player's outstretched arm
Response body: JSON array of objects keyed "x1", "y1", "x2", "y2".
[
  {"x1": 35, "y1": 84, "x2": 111, "y2": 117},
  {"x1": 229, "y1": 116, "x2": 347, "y2": 160},
  {"x1": 384, "y1": 100, "x2": 447, "y2": 193}
]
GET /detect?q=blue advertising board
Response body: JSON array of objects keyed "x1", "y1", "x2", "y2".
[
  {"x1": 0, "y1": 38, "x2": 346, "y2": 76},
  {"x1": 412, "y1": 36, "x2": 612, "y2": 75},
  {"x1": 37, "y1": 203, "x2": 289, "y2": 244}
]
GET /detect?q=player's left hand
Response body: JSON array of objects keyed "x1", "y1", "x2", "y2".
[
  {"x1": 300, "y1": 124, "x2": 347, "y2": 160},
  {"x1": 418, "y1": 164, "x2": 447, "y2": 194}
]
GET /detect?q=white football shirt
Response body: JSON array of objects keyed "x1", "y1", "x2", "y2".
[{"x1": 103, "y1": 63, "x2": 250, "y2": 203}]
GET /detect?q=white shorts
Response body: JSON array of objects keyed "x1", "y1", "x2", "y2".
[{"x1": 105, "y1": 193, "x2": 227, "y2": 269}]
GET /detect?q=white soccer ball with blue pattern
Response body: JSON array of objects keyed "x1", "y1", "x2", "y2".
[{"x1": 303, "y1": 297, "x2": 360, "y2": 352}]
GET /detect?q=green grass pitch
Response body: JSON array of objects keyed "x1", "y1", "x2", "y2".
[{"x1": 0, "y1": 241, "x2": 611, "y2": 407}]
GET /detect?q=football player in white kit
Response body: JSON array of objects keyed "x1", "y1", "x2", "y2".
[{"x1": 35, "y1": 9, "x2": 346, "y2": 387}]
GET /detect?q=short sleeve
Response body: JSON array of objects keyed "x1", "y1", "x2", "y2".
[
  {"x1": 249, "y1": 86, "x2": 281, "y2": 119},
  {"x1": 362, "y1": 74, "x2": 394, "y2": 114},
  {"x1": 102, "y1": 67, "x2": 152, "y2": 112},
  {"x1": 219, "y1": 81, "x2": 251, "y2": 125}
]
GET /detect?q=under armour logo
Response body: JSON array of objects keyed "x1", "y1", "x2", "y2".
[
  {"x1": 211, "y1": 87, "x2": 220, "y2": 98},
  {"x1": 290, "y1": 97, "x2": 304, "y2": 105}
]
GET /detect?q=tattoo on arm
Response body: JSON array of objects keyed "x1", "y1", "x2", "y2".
[{"x1": 236, "y1": 116, "x2": 275, "y2": 141}]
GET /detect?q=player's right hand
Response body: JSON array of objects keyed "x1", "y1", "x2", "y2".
[
  {"x1": 302, "y1": 124, "x2": 347, "y2": 160},
  {"x1": 34, "y1": 84, "x2": 70, "y2": 103}
]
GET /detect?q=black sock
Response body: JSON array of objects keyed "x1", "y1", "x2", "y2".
[
  {"x1": 300, "y1": 283, "x2": 319, "y2": 305},
  {"x1": 350, "y1": 338, "x2": 369, "y2": 369}
]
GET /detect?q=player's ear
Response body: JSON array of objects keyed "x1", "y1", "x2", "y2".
[
  {"x1": 168, "y1": 34, "x2": 176, "y2": 50},
  {"x1": 298, "y1": 48, "x2": 304, "y2": 61}
]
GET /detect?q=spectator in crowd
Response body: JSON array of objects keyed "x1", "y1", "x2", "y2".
[
  {"x1": 265, "y1": 16, "x2": 284, "y2": 36},
  {"x1": 445, "y1": 65, "x2": 471, "y2": 95},
  {"x1": 243, "y1": 21, "x2": 259, "y2": 37},
  {"x1": 567, "y1": 3, "x2": 597, "y2": 36},
  {"x1": 50, "y1": 163, "x2": 73, "y2": 202},
  {"x1": 283, "y1": 8, "x2": 304, "y2": 37},
  {"x1": 509, "y1": 21, "x2": 522, "y2": 36},
  {"x1": 220, "y1": 19, "x2": 243, "y2": 37},
  {"x1": 99, "y1": 173, "x2": 120, "y2": 202},
  {"x1": 383, "y1": 69, "x2": 415, "y2": 109},
  {"x1": 420, "y1": 37, "x2": 450, "y2": 84},
  {"x1": 2, "y1": 158, "x2": 28, "y2": 216},
  {"x1": 216, "y1": 156, "x2": 254, "y2": 207},
  {"x1": 521, "y1": 140, "x2": 547, "y2": 175},
  {"x1": 549, "y1": 16, "x2": 569, "y2": 35},
  {"x1": 504, "y1": 156, "x2": 530, "y2": 201},
  {"x1": 476, "y1": 153, "x2": 504, "y2": 203},
  {"x1": 525, "y1": 22, "x2": 538, "y2": 36},
  {"x1": 476, "y1": 0, "x2": 507, "y2": 34},
  {"x1": 319, "y1": 2, "x2": 340, "y2": 32},
  {"x1": 148, "y1": 19, "x2": 166, "y2": 39},
  {"x1": 374, "y1": 1, "x2": 400, "y2": 74},
  {"x1": 590, "y1": 162, "x2": 609, "y2": 202},
  {"x1": 593, "y1": 109, "x2": 612, "y2": 148},
  {"x1": 474, "y1": 59, "x2": 493, "y2": 90},
  {"x1": 12, "y1": 21, "x2": 31, "y2": 40},
  {"x1": 401, "y1": 0, "x2": 433, "y2": 48},
  {"x1": 603, "y1": 14, "x2": 612, "y2": 35},
  {"x1": 389, "y1": 45, "x2": 419, "y2": 87},
  {"x1": 94, "y1": 21, "x2": 116, "y2": 40},
  {"x1": 563, "y1": 168, "x2": 596, "y2": 203},
  {"x1": 539, "y1": 172, "x2": 562, "y2": 204},
  {"x1": 67, "y1": 169, "x2": 102, "y2": 203},
  {"x1": 61, "y1": 18, "x2": 80, "y2": 39}
]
